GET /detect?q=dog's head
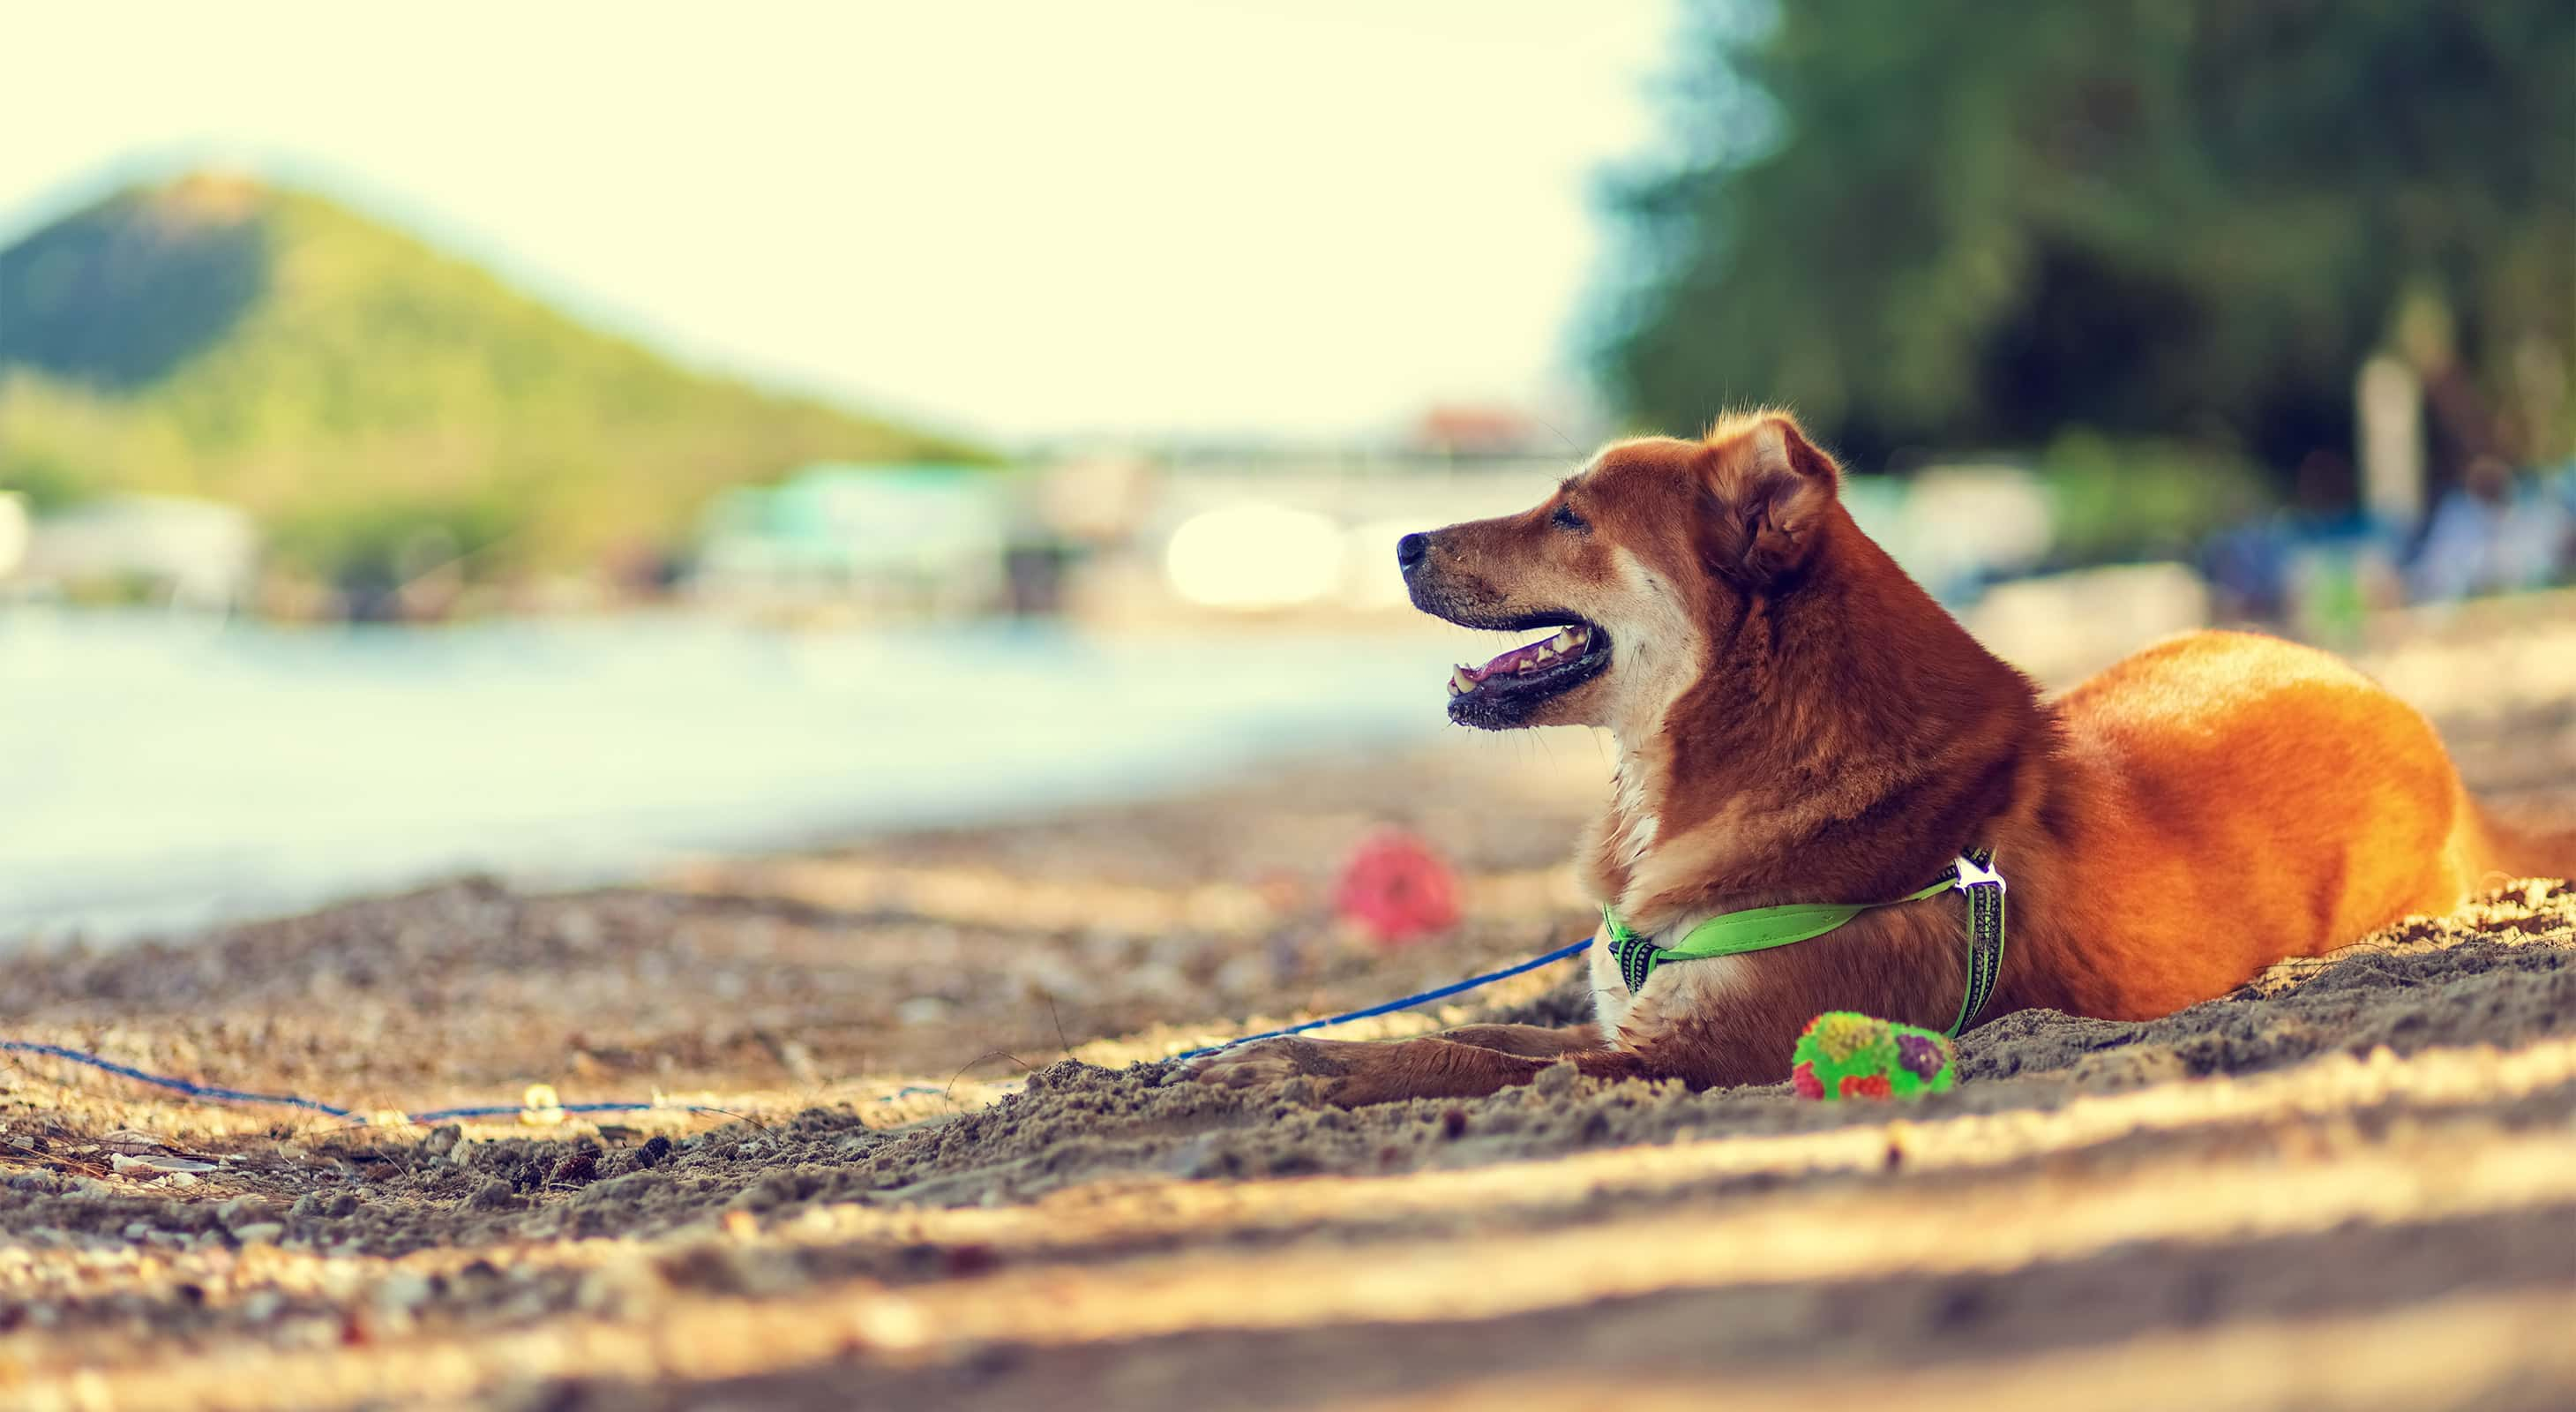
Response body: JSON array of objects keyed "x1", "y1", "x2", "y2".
[{"x1": 1400, "y1": 412, "x2": 1845, "y2": 734}]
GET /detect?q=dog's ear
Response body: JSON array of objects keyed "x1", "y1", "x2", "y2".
[{"x1": 1700, "y1": 414, "x2": 1840, "y2": 588}]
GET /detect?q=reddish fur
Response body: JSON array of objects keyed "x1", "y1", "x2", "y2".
[{"x1": 1190, "y1": 412, "x2": 2576, "y2": 1105}]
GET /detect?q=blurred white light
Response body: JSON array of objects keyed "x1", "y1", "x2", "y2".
[
  {"x1": 1164, "y1": 504, "x2": 1347, "y2": 610},
  {"x1": 0, "y1": 494, "x2": 27, "y2": 578}
]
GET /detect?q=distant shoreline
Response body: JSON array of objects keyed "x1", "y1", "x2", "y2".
[{"x1": 0, "y1": 611, "x2": 1464, "y2": 946}]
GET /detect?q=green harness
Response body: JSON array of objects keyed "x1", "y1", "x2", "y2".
[{"x1": 1600, "y1": 848, "x2": 2008, "y2": 1038}]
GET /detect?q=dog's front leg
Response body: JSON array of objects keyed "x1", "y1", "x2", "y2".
[
  {"x1": 1419, "y1": 1022, "x2": 1602, "y2": 1058},
  {"x1": 1185, "y1": 1033, "x2": 1640, "y2": 1106}
]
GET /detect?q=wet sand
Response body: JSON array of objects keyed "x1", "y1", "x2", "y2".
[{"x1": 4, "y1": 617, "x2": 2573, "y2": 1410}]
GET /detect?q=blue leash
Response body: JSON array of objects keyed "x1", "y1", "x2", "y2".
[
  {"x1": 0, "y1": 1039, "x2": 361, "y2": 1120},
  {"x1": 0, "y1": 1038, "x2": 736, "y2": 1125},
  {"x1": 1167, "y1": 936, "x2": 1592, "y2": 1062},
  {"x1": 1, "y1": 936, "x2": 1594, "y2": 1125}
]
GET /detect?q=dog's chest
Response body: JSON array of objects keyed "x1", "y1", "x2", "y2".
[
  {"x1": 1612, "y1": 766, "x2": 1659, "y2": 862},
  {"x1": 1588, "y1": 762, "x2": 1660, "y2": 898},
  {"x1": 1591, "y1": 913, "x2": 1749, "y2": 1047}
]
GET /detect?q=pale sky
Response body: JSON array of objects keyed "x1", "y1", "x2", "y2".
[{"x1": 0, "y1": 1, "x2": 1681, "y2": 445}]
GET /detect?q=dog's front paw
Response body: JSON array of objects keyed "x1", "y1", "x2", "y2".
[{"x1": 1179, "y1": 1036, "x2": 1359, "y2": 1091}]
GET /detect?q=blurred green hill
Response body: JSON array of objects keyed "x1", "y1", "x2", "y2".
[{"x1": 0, "y1": 173, "x2": 983, "y2": 582}]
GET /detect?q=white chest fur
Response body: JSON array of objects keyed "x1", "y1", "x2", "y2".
[
  {"x1": 1606, "y1": 762, "x2": 1659, "y2": 868},
  {"x1": 1590, "y1": 911, "x2": 1749, "y2": 1047}
]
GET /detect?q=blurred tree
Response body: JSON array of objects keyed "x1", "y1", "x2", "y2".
[{"x1": 1597, "y1": 0, "x2": 2576, "y2": 487}]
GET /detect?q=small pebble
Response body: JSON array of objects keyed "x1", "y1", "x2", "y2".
[
  {"x1": 218, "y1": 1196, "x2": 275, "y2": 1228},
  {"x1": 373, "y1": 1271, "x2": 433, "y2": 1314}
]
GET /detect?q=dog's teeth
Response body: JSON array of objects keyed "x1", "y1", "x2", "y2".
[
  {"x1": 1531, "y1": 643, "x2": 1557, "y2": 662},
  {"x1": 1551, "y1": 628, "x2": 1579, "y2": 650},
  {"x1": 1449, "y1": 667, "x2": 1476, "y2": 695}
]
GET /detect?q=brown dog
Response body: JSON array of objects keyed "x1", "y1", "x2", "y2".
[{"x1": 1190, "y1": 411, "x2": 2574, "y2": 1105}]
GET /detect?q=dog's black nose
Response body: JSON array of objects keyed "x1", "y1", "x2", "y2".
[{"x1": 1397, "y1": 532, "x2": 1430, "y2": 573}]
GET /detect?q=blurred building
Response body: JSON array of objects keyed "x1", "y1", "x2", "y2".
[
  {"x1": 0, "y1": 493, "x2": 26, "y2": 581},
  {"x1": 1404, "y1": 403, "x2": 1558, "y2": 460},
  {"x1": 3, "y1": 493, "x2": 257, "y2": 611},
  {"x1": 1842, "y1": 464, "x2": 2055, "y2": 603},
  {"x1": 690, "y1": 462, "x2": 1017, "y2": 615}
]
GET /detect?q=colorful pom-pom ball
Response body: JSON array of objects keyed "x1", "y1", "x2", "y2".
[{"x1": 1790, "y1": 1011, "x2": 1957, "y2": 1101}]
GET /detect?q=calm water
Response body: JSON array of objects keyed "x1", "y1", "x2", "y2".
[{"x1": 0, "y1": 610, "x2": 1462, "y2": 943}]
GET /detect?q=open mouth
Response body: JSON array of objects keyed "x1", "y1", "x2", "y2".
[{"x1": 1444, "y1": 617, "x2": 1612, "y2": 724}]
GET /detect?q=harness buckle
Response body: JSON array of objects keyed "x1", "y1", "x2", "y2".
[{"x1": 1953, "y1": 854, "x2": 2005, "y2": 896}]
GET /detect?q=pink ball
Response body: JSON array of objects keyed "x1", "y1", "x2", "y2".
[{"x1": 1333, "y1": 828, "x2": 1462, "y2": 945}]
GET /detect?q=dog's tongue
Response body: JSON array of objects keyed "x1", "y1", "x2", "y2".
[
  {"x1": 1450, "y1": 625, "x2": 1590, "y2": 694},
  {"x1": 1478, "y1": 637, "x2": 1562, "y2": 678}
]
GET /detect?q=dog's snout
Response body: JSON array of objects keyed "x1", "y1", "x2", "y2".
[{"x1": 1397, "y1": 532, "x2": 1430, "y2": 574}]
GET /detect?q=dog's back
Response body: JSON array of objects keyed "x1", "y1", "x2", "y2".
[{"x1": 2033, "y1": 630, "x2": 2488, "y2": 1014}]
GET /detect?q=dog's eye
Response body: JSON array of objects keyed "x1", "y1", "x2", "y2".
[{"x1": 1550, "y1": 502, "x2": 1589, "y2": 533}]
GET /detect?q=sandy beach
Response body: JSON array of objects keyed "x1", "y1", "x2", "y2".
[{"x1": 4, "y1": 612, "x2": 2574, "y2": 1411}]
